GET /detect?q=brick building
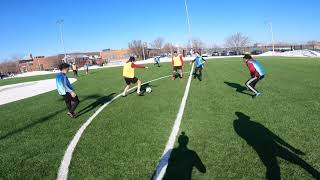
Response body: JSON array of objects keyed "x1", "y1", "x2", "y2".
[
  {"x1": 100, "y1": 49, "x2": 131, "y2": 61},
  {"x1": 19, "y1": 55, "x2": 64, "y2": 72}
]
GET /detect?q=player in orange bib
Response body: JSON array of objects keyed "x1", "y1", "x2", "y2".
[
  {"x1": 122, "y1": 56, "x2": 148, "y2": 97},
  {"x1": 172, "y1": 51, "x2": 184, "y2": 80}
]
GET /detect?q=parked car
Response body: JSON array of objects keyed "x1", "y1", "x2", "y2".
[
  {"x1": 202, "y1": 53, "x2": 209, "y2": 57},
  {"x1": 212, "y1": 52, "x2": 219, "y2": 56},
  {"x1": 220, "y1": 51, "x2": 229, "y2": 56},
  {"x1": 251, "y1": 50, "x2": 263, "y2": 55}
]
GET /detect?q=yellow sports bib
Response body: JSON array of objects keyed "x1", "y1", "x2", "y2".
[
  {"x1": 173, "y1": 56, "x2": 182, "y2": 66},
  {"x1": 123, "y1": 62, "x2": 135, "y2": 78}
]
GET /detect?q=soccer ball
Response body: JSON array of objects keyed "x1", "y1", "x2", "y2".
[{"x1": 146, "y1": 87, "x2": 152, "y2": 93}]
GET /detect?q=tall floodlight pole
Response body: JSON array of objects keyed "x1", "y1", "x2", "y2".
[
  {"x1": 142, "y1": 42, "x2": 146, "y2": 60},
  {"x1": 184, "y1": 0, "x2": 192, "y2": 51},
  {"x1": 56, "y1": 19, "x2": 67, "y2": 61},
  {"x1": 268, "y1": 22, "x2": 275, "y2": 55}
]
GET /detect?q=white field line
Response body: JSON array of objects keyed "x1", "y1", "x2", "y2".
[
  {"x1": 56, "y1": 72, "x2": 189, "y2": 180},
  {"x1": 153, "y1": 64, "x2": 195, "y2": 180}
]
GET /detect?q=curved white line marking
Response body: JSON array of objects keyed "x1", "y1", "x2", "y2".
[
  {"x1": 57, "y1": 73, "x2": 183, "y2": 180},
  {"x1": 153, "y1": 64, "x2": 194, "y2": 180}
]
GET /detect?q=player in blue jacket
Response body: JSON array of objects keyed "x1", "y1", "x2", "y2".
[
  {"x1": 154, "y1": 56, "x2": 161, "y2": 67},
  {"x1": 56, "y1": 63, "x2": 80, "y2": 118},
  {"x1": 190, "y1": 51, "x2": 206, "y2": 81}
]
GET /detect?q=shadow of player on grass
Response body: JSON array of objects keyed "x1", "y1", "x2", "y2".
[
  {"x1": 224, "y1": 81, "x2": 253, "y2": 97},
  {"x1": 151, "y1": 132, "x2": 206, "y2": 180},
  {"x1": 233, "y1": 112, "x2": 320, "y2": 180},
  {"x1": 77, "y1": 93, "x2": 116, "y2": 117}
]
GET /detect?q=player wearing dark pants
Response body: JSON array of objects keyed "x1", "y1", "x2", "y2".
[
  {"x1": 63, "y1": 92, "x2": 80, "y2": 115},
  {"x1": 122, "y1": 56, "x2": 148, "y2": 97},
  {"x1": 56, "y1": 63, "x2": 80, "y2": 118},
  {"x1": 243, "y1": 54, "x2": 265, "y2": 97},
  {"x1": 172, "y1": 51, "x2": 184, "y2": 80},
  {"x1": 191, "y1": 51, "x2": 206, "y2": 81},
  {"x1": 72, "y1": 63, "x2": 78, "y2": 77},
  {"x1": 154, "y1": 56, "x2": 160, "y2": 67},
  {"x1": 246, "y1": 75, "x2": 265, "y2": 94}
]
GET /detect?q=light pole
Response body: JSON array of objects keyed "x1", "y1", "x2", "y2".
[
  {"x1": 184, "y1": 0, "x2": 192, "y2": 51},
  {"x1": 142, "y1": 42, "x2": 147, "y2": 60},
  {"x1": 56, "y1": 19, "x2": 67, "y2": 62},
  {"x1": 268, "y1": 22, "x2": 275, "y2": 55}
]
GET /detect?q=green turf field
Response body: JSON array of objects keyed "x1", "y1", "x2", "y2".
[{"x1": 0, "y1": 57, "x2": 319, "y2": 179}]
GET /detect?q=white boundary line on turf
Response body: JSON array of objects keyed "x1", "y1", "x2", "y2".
[
  {"x1": 153, "y1": 64, "x2": 195, "y2": 180},
  {"x1": 56, "y1": 72, "x2": 189, "y2": 180}
]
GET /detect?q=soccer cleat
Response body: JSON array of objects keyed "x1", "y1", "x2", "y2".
[
  {"x1": 72, "y1": 112, "x2": 78, "y2": 118},
  {"x1": 255, "y1": 92, "x2": 261, "y2": 97},
  {"x1": 137, "y1": 90, "x2": 145, "y2": 96},
  {"x1": 67, "y1": 112, "x2": 75, "y2": 118}
]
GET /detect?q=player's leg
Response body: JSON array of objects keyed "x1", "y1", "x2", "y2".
[
  {"x1": 246, "y1": 77, "x2": 259, "y2": 95},
  {"x1": 193, "y1": 67, "x2": 198, "y2": 79},
  {"x1": 136, "y1": 79, "x2": 142, "y2": 95},
  {"x1": 179, "y1": 67, "x2": 183, "y2": 79},
  {"x1": 172, "y1": 67, "x2": 177, "y2": 80},
  {"x1": 64, "y1": 93, "x2": 74, "y2": 118},
  {"x1": 122, "y1": 85, "x2": 130, "y2": 96},
  {"x1": 122, "y1": 78, "x2": 131, "y2": 96},
  {"x1": 70, "y1": 96, "x2": 80, "y2": 116},
  {"x1": 198, "y1": 67, "x2": 203, "y2": 81},
  {"x1": 253, "y1": 75, "x2": 264, "y2": 88}
]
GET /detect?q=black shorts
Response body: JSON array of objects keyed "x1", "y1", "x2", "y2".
[
  {"x1": 173, "y1": 66, "x2": 182, "y2": 71},
  {"x1": 124, "y1": 77, "x2": 138, "y2": 85}
]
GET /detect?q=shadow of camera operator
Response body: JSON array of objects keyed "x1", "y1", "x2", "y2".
[
  {"x1": 233, "y1": 112, "x2": 320, "y2": 180},
  {"x1": 163, "y1": 132, "x2": 206, "y2": 180}
]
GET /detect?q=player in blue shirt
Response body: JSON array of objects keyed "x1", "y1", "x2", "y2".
[
  {"x1": 56, "y1": 63, "x2": 80, "y2": 118},
  {"x1": 154, "y1": 56, "x2": 160, "y2": 67},
  {"x1": 190, "y1": 51, "x2": 206, "y2": 81}
]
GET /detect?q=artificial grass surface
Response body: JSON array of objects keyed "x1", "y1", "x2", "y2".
[{"x1": 0, "y1": 57, "x2": 319, "y2": 179}]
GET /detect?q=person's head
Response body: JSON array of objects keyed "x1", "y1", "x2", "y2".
[
  {"x1": 178, "y1": 131, "x2": 189, "y2": 148},
  {"x1": 243, "y1": 54, "x2": 252, "y2": 60},
  {"x1": 127, "y1": 56, "x2": 136, "y2": 63},
  {"x1": 196, "y1": 51, "x2": 201, "y2": 56},
  {"x1": 173, "y1": 51, "x2": 178, "y2": 57},
  {"x1": 58, "y1": 63, "x2": 70, "y2": 73}
]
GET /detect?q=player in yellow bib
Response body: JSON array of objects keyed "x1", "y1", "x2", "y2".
[
  {"x1": 122, "y1": 56, "x2": 148, "y2": 96},
  {"x1": 171, "y1": 51, "x2": 184, "y2": 80}
]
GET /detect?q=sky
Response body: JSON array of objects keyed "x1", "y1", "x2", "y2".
[{"x1": 0, "y1": 0, "x2": 319, "y2": 60}]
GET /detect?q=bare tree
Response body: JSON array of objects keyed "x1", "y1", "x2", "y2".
[
  {"x1": 191, "y1": 38, "x2": 204, "y2": 52},
  {"x1": 224, "y1": 32, "x2": 250, "y2": 52},
  {"x1": 128, "y1": 40, "x2": 145, "y2": 60},
  {"x1": 0, "y1": 60, "x2": 20, "y2": 73},
  {"x1": 150, "y1": 37, "x2": 164, "y2": 54},
  {"x1": 211, "y1": 44, "x2": 221, "y2": 52},
  {"x1": 163, "y1": 43, "x2": 175, "y2": 54}
]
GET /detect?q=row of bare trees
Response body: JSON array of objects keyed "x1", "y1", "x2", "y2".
[
  {"x1": 0, "y1": 61, "x2": 20, "y2": 74},
  {"x1": 128, "y1": 37, "x2": 207, "y2": 59},
  {"x1": 128, "y1": 33, "x2": 251, "y2": 59}
]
